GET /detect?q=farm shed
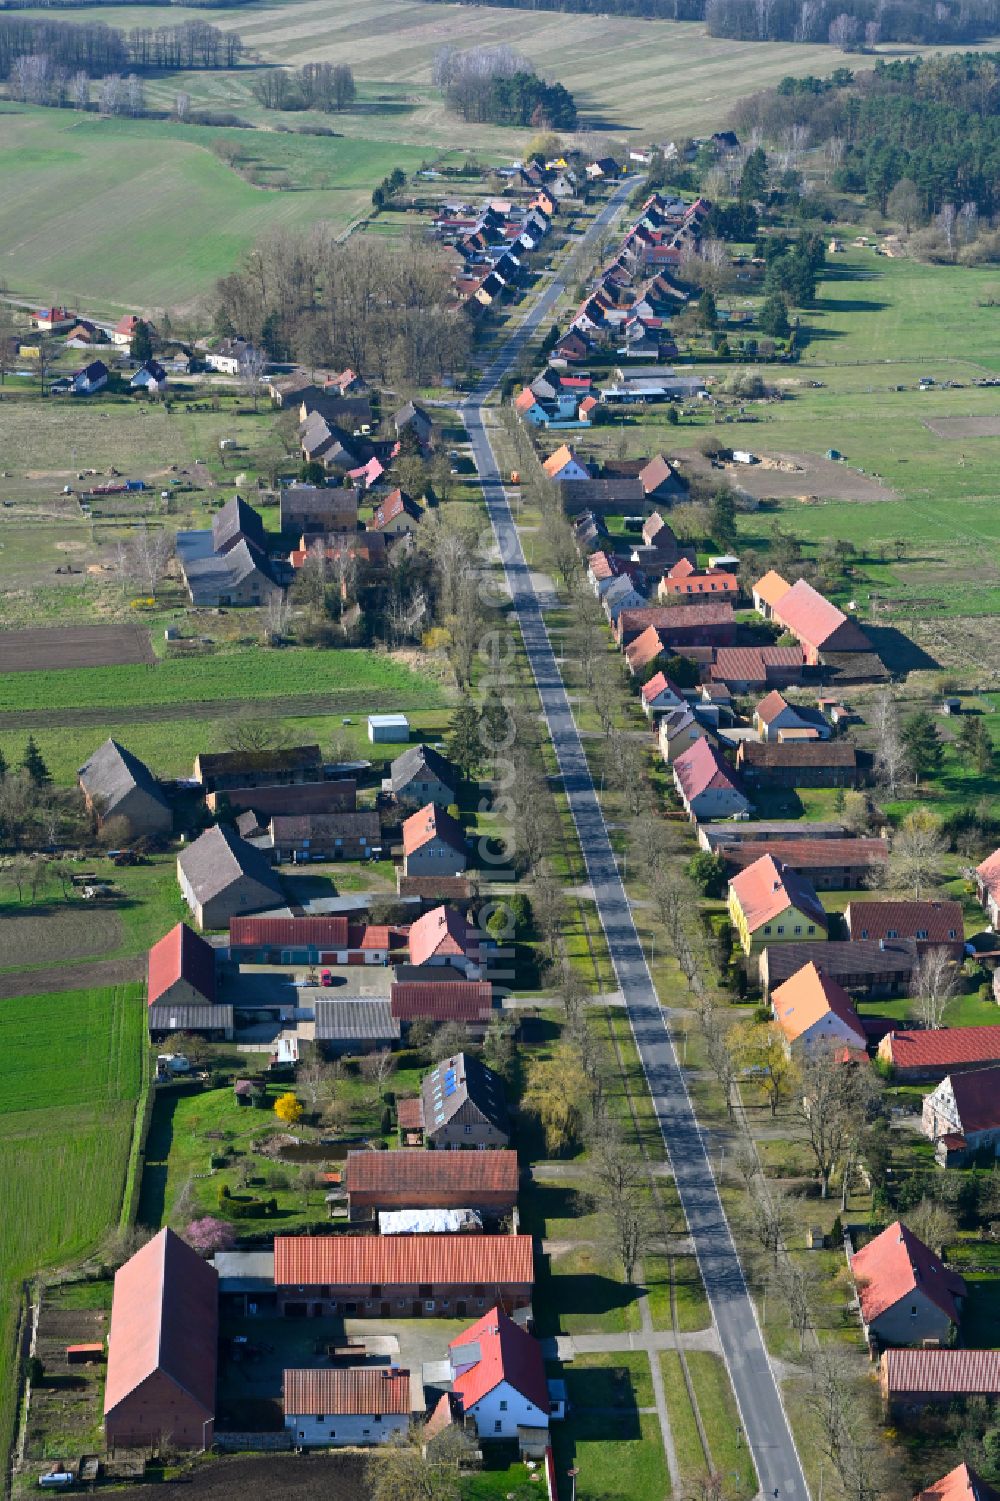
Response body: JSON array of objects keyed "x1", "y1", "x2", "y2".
[
  {"x1": 177, "y1": 823, "x2": 284, "y2": 930},
  {"x1": 78, "y1": 738, "x2": 172, "y2": 839},
  {"x1": 368, "y1": 714, "x2": 410, "y2": 743}
]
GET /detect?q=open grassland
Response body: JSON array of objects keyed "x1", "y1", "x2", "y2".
[
  {"x1": 0, "y1": 986, "x2": 144, "y2": 1476},
  {"x1": 595, "y1": 249, "x2": 1000, "y2": 628},
  {"x1": 0, "y1": 106, "x2": 456, "y2": 312},
  {"x1": 0, "y1": 645, "x2": 446, "y2": 713}
]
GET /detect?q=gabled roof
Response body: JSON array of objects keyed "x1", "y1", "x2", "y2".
[
  {"x1": 212, "y1": 494, "x2": 265, "y2": 556},
  {"x1": 753, "y1": 570, "x2": 792, "y2": 608},
  {"x1": 542, "y1": 444, "x2": 586, "y2": 478},
  {"x1": 711, "y1": 646, "x2": 805, "y2": 684},
  {"x1": 371, "y1": 488, "x2": 421, "y2": 531},
  {"x1": 408, "y1": 904, "x2": 476, "y2": 966},
  {"x1": 514, "y1": 388, "x2": 544, "y2": 413},
  {"x1": 673, "y1": 736, "x2": 742, "y2": 803},
  {"x1": 229, "y1": 914, "x2": 350, "y2": 948},
  {"x1": 283, "y1": 1367, "x2": 410, "y2": 1417},
  {"x1": 916, "y1": 1465, "x2": 1000, "y2": 1501},
  {"x1": 756, "y1": 690, "x2": 792, "y2": 725},
  {"x1": 882, "y1": 1348, "x2": 1000, "y2": 1396},
  {"x1": 196, "y1": 745, "x2": 322, "y2": 782},
  {"x1": 450, "y1": 1307, "x2": 549, "y2": 1414},
  {"x1": 78, "y1": 738, "x2": 169, "y2": 819},
  {"x1": 852, "y1": 1220, "x2": 966, "y2": 1327},
  {"x1": 739, "y1": 741, "x2": 857, "y2": 770},
  {"x1": 421, "y1": 1051, "x2": 508, "y2": 1135},
  {"x1": 625, "y1": 625, "x2": 666, "y2": 672},
  {"x1": 882, "y1": 1027, "x2": 1000, "y2": 1073},
  {"x1": 944, "y1": 1066, "x2": 1000, "y2": 1134},
  {"x1": 147, "y1": 922, "x2": 217, "y2": 1007},
  {"x1": 729, "y1": 853, "x2": 827, "y2": 934},
  {"x1": 402, "y1": 803, "x2": 466, "y2": 857},
  {"x1": 274, "y1": 1233, "x2": 532, "y2": 1287},
  {"x1": 773, "y1": 578, "x2": 870, "y2": 651},
  {"x1": 639, "y1": 454, "x2": 677, "y2": 494},
  {"x1": 390, "y1": 743, "x2": 456, "y2": 795},
  {"x1": 345, "y1": 1148, "x2": 516, "y2": 1196},
  {"x1": 771, "y1": 962, "x2": 865, "y2": 1048},
  {"x1": 177, "y1": 823, "x2": 283, "y2": 908},
  {"x1": 845, "y1": 900, "x2": 963, "y2": 945},
  {"x1": 668, "y1": 557, "x2": 696, "y2": 579},
  {"x1": 642, "y1": 671, "x2": 684, "y2": 705},
  {"x1": 104, "y1": 1228, "x2": 217, "y2": 1421},
  {"x1": 976, "y1": 847, "x2": 1000, "y2": 899},
  {"x1": 390, "y1": 980, "x2": 493, "y2": 1022}
]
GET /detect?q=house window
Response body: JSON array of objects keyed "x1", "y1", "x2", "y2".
[
  {"x1": 777, "y1": 926, "x2": 784, "y2": 935},
  {"x1": 794, "y1": 926, "x2": 802, "y2": 935},
  {"x1": 887, "y1": 929, "x2": 898, "y2": 939},
  {"x1": 948, "y1": 930, "x2": 957, "y2": 939},
  {"x1": 916, "y1": 930, "x2": 928, "y2": 940},
  {"x1": 500, "y1": 1400, "x2": 508, "y2": 1411},
  {"x1": 763, "y1": 926, "x2": 771, "y2": 936},
  {"x1": 465, "y1": 1125, "x2": 473, "y2": 1134},
  {"x1": 910, "y1": 1306, "x2": 917, "y2": 1317},
  {"x1": 495, "y1": 1422, "x2": 503, "y2": 1434},
  {"x1": 317, "y1": 1414, "x2": 325, "y2": 1424},
  {"x1": 807, "y1": 926, "x2": 815, "y2": 934}
]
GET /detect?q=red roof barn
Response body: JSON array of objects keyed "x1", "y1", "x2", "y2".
[
  {"x1": 148, "y1": 922, "x2": 217, "y2": 1009},
  {"x1": 104, "y1": 1229, "x2": 218, "y2": 1450}
]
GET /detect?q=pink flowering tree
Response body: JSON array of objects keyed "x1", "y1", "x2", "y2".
[{"x1": 185, "y1": 1217, "x2": 236, "y2": 1255}]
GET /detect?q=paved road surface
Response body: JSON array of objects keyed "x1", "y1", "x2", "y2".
[{"x1": 462, "y1": 180, "x2": 809, "y2": 1501}]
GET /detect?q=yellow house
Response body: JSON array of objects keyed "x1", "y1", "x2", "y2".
[{"x1": 727, "y1": 851, "x2": 828, "y2": 958}]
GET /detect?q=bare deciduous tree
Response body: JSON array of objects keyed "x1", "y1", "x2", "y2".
[{"x1": 913, "y1": 947, "x2": 959, "y2": 1029}]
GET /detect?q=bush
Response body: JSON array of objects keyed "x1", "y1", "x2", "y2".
[{"x1": 688, "y1": 850, "x2": 727, "y2": 897}]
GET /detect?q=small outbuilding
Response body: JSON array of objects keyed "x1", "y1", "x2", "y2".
[{"x1": 368, "y1": 714, "x2": 410, "y2": 744}]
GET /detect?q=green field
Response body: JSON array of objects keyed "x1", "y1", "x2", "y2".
[
  {"x1": 0, "y1": 646, "x2": 446, "y2": 714},
  {"x1": 0, "y1": 986, "x2": 145, "y2": 1473}
]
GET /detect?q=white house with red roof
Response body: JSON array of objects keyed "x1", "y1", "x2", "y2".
[
  {"x1": 672, "y1": 737, "x2": 750, "y2": 822},
  {"x1": 113, "y1": 313, "x2": 143, "y2": 347},
  {"x1": 33, "y1": 306, "x2": 74, "y2": 332},
  {"x1": 446, "y1": 1307, "x2": 550, "y2": 1440},
  {"x1": 641, "y1": 671, "x2": 687, "y2": 719},
  {"x1": 407, "y1": 904, "x2": 482, "y2": 977},
  {"x1": 401, "y1": 804, "x2": 468, "y2": 878},
  {"x1": 916, "y1": 1464, "x2": 1000, "y2": 1501},
  {"x1": 770, "y1": 961, "x2": 866, "y2": 1057},
  {"x1": 975, "y1": 847, "x2": 1000, "y2": 928},
  {"x1": 849, "y1": 1220, "x2": 966, "y2": 1348}
]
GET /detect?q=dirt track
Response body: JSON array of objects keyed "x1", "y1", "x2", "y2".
[{"x1": 0, "y1": 623, "x2": 155, "y2": 672}]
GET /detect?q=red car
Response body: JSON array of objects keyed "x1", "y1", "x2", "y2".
[{"x1": 320, "y1": 970, "x2": 333, "y2": 987}]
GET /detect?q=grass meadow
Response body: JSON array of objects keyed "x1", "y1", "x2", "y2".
[
  {"x1": 0, "y1": 986, "x2": 145, "y2": 1470},
  {"x1": 0, "y1": 644, "x2": 446, "y2": 714}
]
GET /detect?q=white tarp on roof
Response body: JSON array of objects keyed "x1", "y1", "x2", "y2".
[{"x1": 379, "y1": 1208, "x2": 482, "y2": 1235}]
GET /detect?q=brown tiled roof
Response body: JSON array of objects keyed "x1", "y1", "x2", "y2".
[
  {"x1": 397, "y1": 1097, "x2": 424, "y2": 1129},
  {"x1": 947, "y1": 1065, "x2": 1000, "y2": 1133},
  {"x1": 269, "y1": 811, "x2": 380, "y2": 842},
  {"x1": 881, "y1": 1348, "x2": 1000, "y2": 1396},
  {"x1": 274, "y1": 1233, "x2": 533, "y2": 1287},
  {"x1": 283, "y1": 1367, "x2": 410, "y2": 1416},
  {"x1": 710, "y1": 646, "x2": 805, "y2": 683},
  {"x1": 845, "y1": 900, "x2": 963, "y2": 945},
  {"x1": 722, "y1": 839, "x2": 887, "y2": 872},
  {"x1": 619, "y1": 602, "x2": 734, "y2": 634},
  {"x1": 344, "y1": 1149, "x2": 518, "y2": 1196},
  {"x1": 390, "y1": 980, "x2": 492, "y2": 1022},
  {"x1": 739, "y1": 741, "x2": 857, "y2": 769},
  {"x1": 229, "y1": 915, "x2": 351, "y2": 948}
]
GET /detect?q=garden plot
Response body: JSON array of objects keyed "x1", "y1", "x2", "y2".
[
  {"x1": 0, "y1": 623, "x2": 154, "y2": 672},
  {"x1": 923, "y1": 414, "x2": 1000, "y2": 439}
]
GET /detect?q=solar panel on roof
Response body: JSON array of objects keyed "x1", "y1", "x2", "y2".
[{"x1": 444, "y1": 1079, "x2": 456, "y2": 1096}]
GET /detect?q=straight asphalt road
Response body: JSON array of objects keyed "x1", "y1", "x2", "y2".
[{"x1": 462, "y1": 179, "x2": 810, "y2": 1501}]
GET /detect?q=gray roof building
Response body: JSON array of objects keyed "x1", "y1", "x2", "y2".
[
  {"x1": 212, "y1": 495, "x2": 265, "y2": 556},
  {"x1": 148, "y1": 1003, "x2": 234, "y2": 1038},
  {"x1": 78, "y1": 737, "x2": 171, "y2": 837},
  {"x1": 420, "y1": 1051, "x2": 509, "y2": 1146},
  {"x1": 314, "y1": 998, "x2": 401, "y2": 1050},
  {"x1": 177, "y1": 823, "x2": 284, "y2": 930},
  {"x1": 390, "y1": 743, "x2": 457, "y2": 801}
]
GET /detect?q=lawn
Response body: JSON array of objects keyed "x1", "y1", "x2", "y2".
[
  {"x1": 685, "y1": 1352, "x2": 758, "y2": 1501},
  {"x1": 660, "y1": 1351, "x2": 707, "y2": 1481},
  {"x1": 551, "y1": 1409, "x2": 668, "y2": 1501},
  {"x1": 0, "y1": 646, "x2": 446, "y2": 714},
  {"x1": 533, "y1": 1245, "x2": 640, "y2": 1338},
  {"x1": 0, "y1": 985, "x2": 145, "y2": 1477}
]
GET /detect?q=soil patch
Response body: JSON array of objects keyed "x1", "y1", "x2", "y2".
[
  {"x1": 108, "y1": 1453, "x2": 371, "y2": 1501},
  {"x1": 0, "y1": 623, "x2": 154, "y2": 672},
  {"x1": 24, "y1": 1299, "x2": 109, "y2": 1463},
  {"x1": 675, "y1": 448, "x2": 896, "y2": 502},
  {"x1": 0, "y1": 955, "x2": 142, "y2": 999},
  {"x1": 0, "y1": 907, "x2": 125, "y2": 976},
  {"x1": 923, "y1": 415, "x2": 1000, "y2": 439}
]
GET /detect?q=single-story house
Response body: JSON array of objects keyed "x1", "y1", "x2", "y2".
[
  {"x1": 851, "y1": 1220, "x2": 966, "y2": 1348},
  {"x1": 272, "y1": 1233, "x2": 534, "y2": 1318},
  {"x1": 407, "y1": 905, "x2": 483, "y2": 977},
  {"x1": 641, "y1": 672, "x2": 687, "y2": 719},
  {"x1": 131, "y1": 360, "x2": 168, "y2": 393},
  {"x1": 753, "y1": 691, "x2": 832, "y2": 742},
  {"x1": 280, "y1": 484, "x2": 359, "y2": 537},
  {"x1": 206, "y1": 780, "x2": 356, "y2": 820},
  {"x1": 728, "y1": 852, "x2": 828, "y2": 957},
  {"x1": 542, "y1": 444, "x2": 590, "y2": 483},
  {"x1": 78, "y1": 737, "x2": 172, "y2": 839},
  {"x1": 771, "y1": 961, "x2": 866, "y2": 1056},
  {"x1": 710, "y1": 646, "x2": 806, "y2": 694},
  {"x1": 614, "y1": 602, "x2": 735, "y2": 650},
  {"x1": 283, "y1": 1368, "x2": 410, "y2": 1448},
  {"x1": 73, "y1": 360, "x2": 109, "y2": 396},
  {"x1": 370, "y1": 489, "x2": 422, "y2": 536},
  {"x1": 229, "y1": 914, "x2": 406, "y2": 966},
  {"x1": 658, "y1": 558, "x2": 738, "y2": 605},
  {"x1": 752, "y1": 570, "x2": 791, "y2": 620},
  {"x1": 177, "y1": 823, "x2": 284, "y2": 930}
]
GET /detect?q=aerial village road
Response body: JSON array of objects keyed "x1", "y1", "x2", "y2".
[{"x1": 461, "y1": 176, "x2": 810, "y2": 1501}]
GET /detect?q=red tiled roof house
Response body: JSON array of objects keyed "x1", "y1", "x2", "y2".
[
  {"x1": 282, "y1": 1368, "x2": 410, "y2": 1448},
  {"x1": 877, "y1": 1026, "x2": 1000, "y2": 1081},
  {"x1": 672, "y1": 737, "x2": 751, "y2": 822},
  {"x1": 850, "y1": 1220, "x2": 966, "y2": 1349},
  {"x1": 728, "y1": 852, "x2": 827, "y2": 957},
  {"x1": 844, "y1": 901, "x2": 964, "y2": 959},
  {"x1": 879, "y1": 1348, "x2": 1000, "y2": 1411},
  {"x1": 402, "y1": 804, "x2": 468, "y2": 878},
  {"x1": 921, "y1": 1065, "x2": 1000, "y2": 1163},
  {"x1": 448, "y1": 1307, "x2": 550, "y2": 1440},
  {"x1": 771, "y1": 961, "x2": 866, "y2": 1056}
]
